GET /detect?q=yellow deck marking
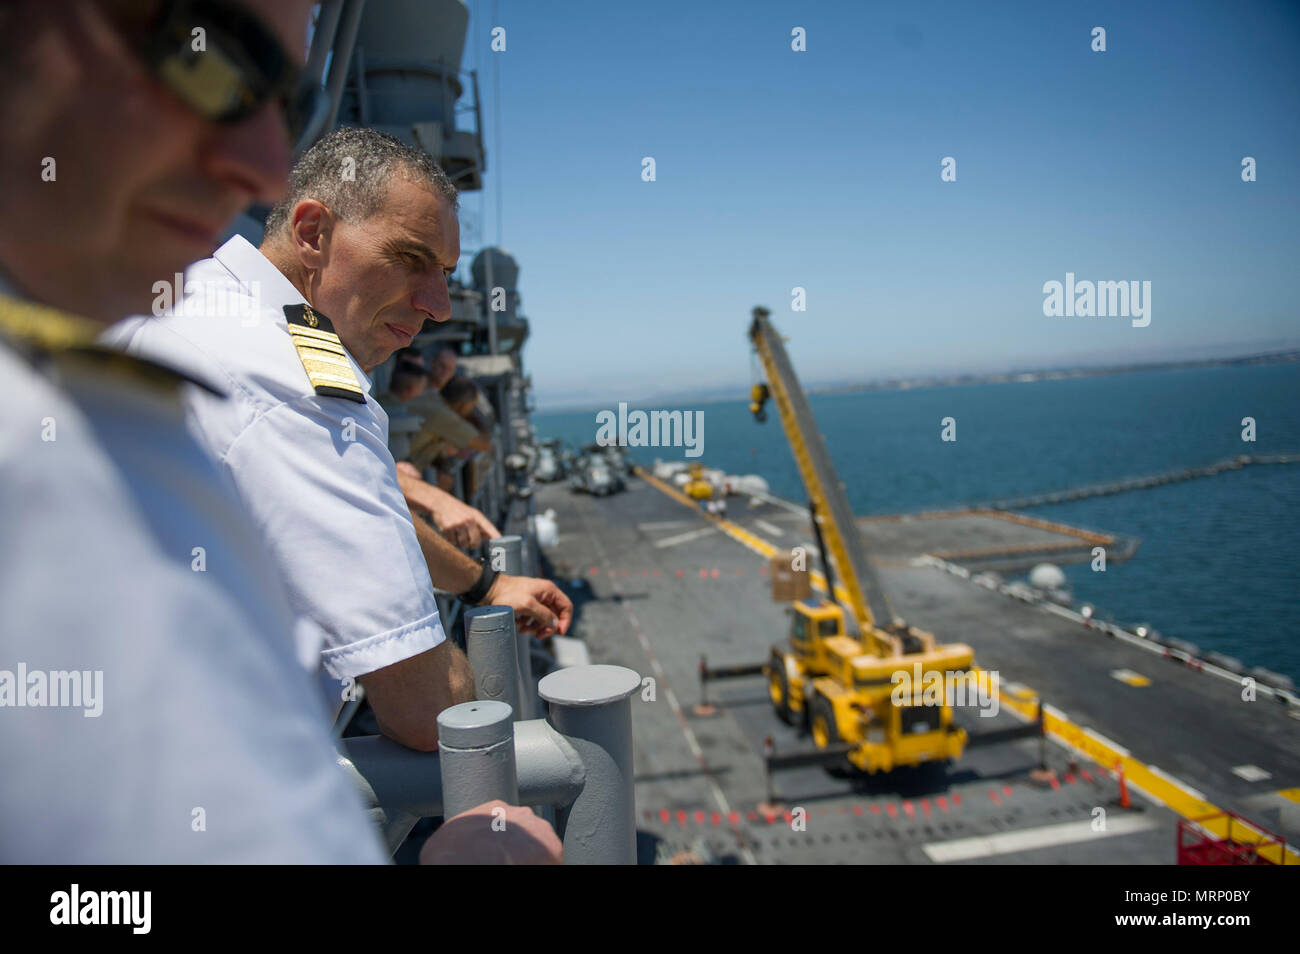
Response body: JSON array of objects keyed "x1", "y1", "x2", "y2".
[
  {"x1": 1276, "y1": 788, "x2": 1300, "y2": 804},
  {"x1": 635, "y1": 466, "x2": 1298, "y2": 864},
  {"x1": 1111, "y1": 669, "x2": 1152, "y2": 687}
]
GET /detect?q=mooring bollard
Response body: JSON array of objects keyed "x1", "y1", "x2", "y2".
[
  {"x1": 539, "y1": 664, "x2": 641, "y2": 865},
  {"x1": 437, "y1": 700, "x2": 519, "y2": 818},
  {"x1": 465, "y1": 605, "x2": 524, "y2": 721}
]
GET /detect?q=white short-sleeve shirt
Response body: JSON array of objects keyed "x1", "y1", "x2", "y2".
[
  {"x1": 0, "y1": 290, "x2": 386, "y2": 863},
  {"x1": 104, "y1": 237, "x2": 445, "y2": 682}
]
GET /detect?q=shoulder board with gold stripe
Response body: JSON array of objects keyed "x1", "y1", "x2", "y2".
[
  {"x1": 0, "y1": 292, "x2": 99, "y2": 350},
  {"x1": 0, "y1": 293, "x2": 224, "y2": 396},
  {"x1": 283, "y1": 303, "x2": 365, "y2": 404}
]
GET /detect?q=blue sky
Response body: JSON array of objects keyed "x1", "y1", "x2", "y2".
[{"x1": 453, "y1": 0, "x2": 1300, "y2": 409}]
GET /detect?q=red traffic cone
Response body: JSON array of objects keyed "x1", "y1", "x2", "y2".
[{"x1": 1116, "y1": 760, "x2": 1131, "y2": 810}]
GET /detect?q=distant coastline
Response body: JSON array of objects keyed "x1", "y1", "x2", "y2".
[
  {"x1": 811, "y1": 347, "x2": 1300, "y2": 397},
  {"x1": 536, "y1": 347, "x2": 1300, "y2": 415}
]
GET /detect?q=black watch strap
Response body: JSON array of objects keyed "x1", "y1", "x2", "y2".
[{"x1": 458, "y1": 560, "x2": 499, "y2": 605}]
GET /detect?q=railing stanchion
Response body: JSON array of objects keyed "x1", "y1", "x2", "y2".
[
  {"x1": 465, "y1": 605, "x2": 524, "y2": 722},
  {"x1": 539, "y1": 665, "x2": 641, "y2": 864},
  {"x1": 437, "y1": 700, "x2": 519, "y2": 818},
  {"x1": 487, "y1": 535, "x2": 534, "y2": 719}
]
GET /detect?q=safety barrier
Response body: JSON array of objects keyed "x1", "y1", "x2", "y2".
[{"x1": 340, "y1": 604, "x2": 641, "y2": 864}]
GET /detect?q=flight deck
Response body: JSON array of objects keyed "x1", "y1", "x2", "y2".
[{"x1": 535, "y1": 474, "x2": 1299, "y2": 865}]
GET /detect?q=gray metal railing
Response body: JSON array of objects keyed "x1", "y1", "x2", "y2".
[{"x1": 340, "y1": 605, "x2": 640, "y2": 864}]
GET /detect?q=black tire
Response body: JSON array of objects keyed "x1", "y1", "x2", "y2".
[
  {"x1": 810, "y1": 694, "x2": 839, "y2": 749},
  {"x1": 768, "y1": 661, "x2": 793, "y2": 724}
]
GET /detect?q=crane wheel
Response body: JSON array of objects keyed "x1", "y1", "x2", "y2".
[{"x1": 810, "y1": 695, "x2": 838, "y2": 749}]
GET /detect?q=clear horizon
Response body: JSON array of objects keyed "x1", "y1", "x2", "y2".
[
  {"x1": 532, "y1": 338, "x2": 1300, "y2": 413},
  {"x1": 460, "y1": 1, "x2": 1300, "y2": 410}
]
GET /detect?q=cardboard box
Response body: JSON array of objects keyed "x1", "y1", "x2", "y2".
[{"x1": 770, "y1": 550, "x2": 811, "y2": 602}]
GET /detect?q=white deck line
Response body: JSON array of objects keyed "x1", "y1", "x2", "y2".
[
  {"x1": 1081, "y1": 727, "x2": 1131, "y2": 758},
  {"x1": 922, "y1": 815, "x2": 1158, "y2": 863},
  {"x1": 1147, "y1": 764, "x2": 1208, "y2": 801},
  {"x1": 636, "y1": 519, "x2": 696, "y2": 532},
  {"x1": 744, "y1": 489, "x2": 808, "y2": 516},
  {"x1": 652, "y1": 526, "x2": 718, "y2": 548}
]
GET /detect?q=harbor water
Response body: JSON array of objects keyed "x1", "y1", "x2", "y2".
[{"x1": 536, "y1": 361, "x2": 1300, "y2": 682}]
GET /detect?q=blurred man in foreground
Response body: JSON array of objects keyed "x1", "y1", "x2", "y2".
[{"x1": 0, "y1": 0, "x2": 559, "y2": 863}]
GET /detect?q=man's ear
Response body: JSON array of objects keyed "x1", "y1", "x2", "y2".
[{"x1": 288, "y1": 198, "x2": 334, "y2": 270}]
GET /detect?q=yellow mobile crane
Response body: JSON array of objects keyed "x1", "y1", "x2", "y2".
[{"x1": 749, "y1": 306, "x2": 975, "y2": 773}]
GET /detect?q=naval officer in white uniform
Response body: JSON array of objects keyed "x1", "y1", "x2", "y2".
[
  {"x1": 106, "y1": 127, "x2": 573, "y2": 751},
  {"x1": 0, "y1": 0, "x2": 387, "y2": 862}
]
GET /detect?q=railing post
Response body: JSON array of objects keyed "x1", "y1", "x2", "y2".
[
  {"x1": 487, "y1": 535, "x2": 534, "y2": 719},
  {"x1": 539, "y1": 665, "x2": 641, "y2": 864},
  {"x1": 437, "y1": 700, "x2": 519, "y2": 818},
  {"x1": 491, "y1": 534, "x2": 524, "y2": 574},
  {"x1": 465, "y1": 605, "x2": 523, "y2": 722}
]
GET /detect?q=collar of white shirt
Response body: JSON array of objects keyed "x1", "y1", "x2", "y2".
[{"x1": 212, "y1": 234, "x2": 374, "y2": 395}]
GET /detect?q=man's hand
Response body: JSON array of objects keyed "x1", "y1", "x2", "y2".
[
  {"x1": 401, "y1": 494, "x2": 572, "y2": 638},
  {"x1": 485, "y1": 573, "x2": 573, "y2": 638},
  {"x1": 435, "y1": 494, "x2": 500, "y2": 549},
  {"x1": 395, "y1": 465, "x2": 500, "y2": 548},
  {"x1": 419, "y1": 800, "x2": 563, "y2": 865}
]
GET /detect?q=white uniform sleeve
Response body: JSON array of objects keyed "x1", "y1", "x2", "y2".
[{"x1": 223, "y1": 393, "x2": 446, "y2": 679}]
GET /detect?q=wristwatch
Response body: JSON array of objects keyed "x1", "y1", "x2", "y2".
[{"x1": 458, "y1": 558, "x2": 499, "y2": 605}]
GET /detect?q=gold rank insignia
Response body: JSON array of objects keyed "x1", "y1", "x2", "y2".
[
  {"x1": 0, "y1": 292, "x2": 100, "y2": 351},
  {"x1": 0, "y1": 292, "x2": 222, "y2": 396},
  {"x1": 283, "y1": 302, "x2": 365, "y2": 404}
]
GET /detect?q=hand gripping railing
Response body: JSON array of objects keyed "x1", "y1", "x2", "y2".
[{"x1": 338, "y1": 605, "x2": 640, "y2": 864}]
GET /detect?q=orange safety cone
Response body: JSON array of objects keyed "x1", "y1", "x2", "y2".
[{"x1": 1116, "y1": 760, "x2": 1131, "y2": 810}]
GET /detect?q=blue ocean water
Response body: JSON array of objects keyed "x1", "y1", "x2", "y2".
[{"x1": 535, "y1": 363, "x2": 1300, "y2": 680}]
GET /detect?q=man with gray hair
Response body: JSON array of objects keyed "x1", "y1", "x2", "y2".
[{"x1": 106, "y1": 126, "x2": 571, "y2": 752}]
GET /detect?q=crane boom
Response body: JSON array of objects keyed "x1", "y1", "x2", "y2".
[{"x1": 748, "y1": 308, "x2": 896, "y2": 645}]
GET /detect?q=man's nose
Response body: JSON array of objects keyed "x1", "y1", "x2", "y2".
[
  {"x1": 413, "y1": 272, "x2": 452, "y2": 323},
  {"x1": 198, "y1": 102, "x2": 292, "y2": 206}
]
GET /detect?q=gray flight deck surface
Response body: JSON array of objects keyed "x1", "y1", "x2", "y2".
[{"x1": 534, "y1": 476, "x2": 1300, "y2": 865}]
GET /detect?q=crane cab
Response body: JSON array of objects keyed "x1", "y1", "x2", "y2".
[{"x1": 788, "y1": 599, "x2": 844, "y2": 650}]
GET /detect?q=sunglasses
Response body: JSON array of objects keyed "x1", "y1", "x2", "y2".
[{"x1": 130, "y1": 0, "x2": 326, "y2": 149}]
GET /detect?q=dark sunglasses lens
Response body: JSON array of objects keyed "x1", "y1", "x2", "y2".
[
  {"x1": 156, "y1": 46, "x2": 258, "y2": 121},
  {"x1": 150, "y1": 1, "x2": 293, "y2": 123}
]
